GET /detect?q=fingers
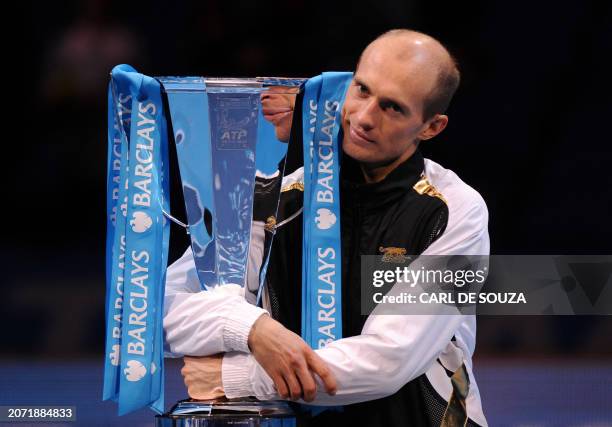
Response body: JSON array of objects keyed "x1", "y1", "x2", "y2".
[
  {"x1": 283, "y1": 369, "x2": 303, "y2": 401},
  {"x1": 186, "y1": 385, "x2": 203, "y2": 400},
  {"x1": 306, "y1": 351, "x2": 337, "y2": 395},
  {"x1": 296, "y1": 365, "x2": 318, "y2": 402},
  {"x1": 282, "y1": 348, "x2": 335, "y2": 401},
  {"x1": 271, "y1": 373, "x2": 289, "y2": 399},
  {"x1": 182, "y1": 365, "x2": 198, "y2": 399},
  {"x1": 181, "y1": 355, "x2": 226, "y2": 401},
  {"x1": 249, "y1": 320, "x2": 336, "y2": 402}
]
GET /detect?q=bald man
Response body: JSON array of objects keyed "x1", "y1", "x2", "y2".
[{"x1": 168, "y1": 29, "x2": 489, "y2": 426}]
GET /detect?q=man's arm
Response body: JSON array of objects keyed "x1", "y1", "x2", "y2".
[
  {"x1": 165, "y1": 247, "x2": 337, "y2": 401},
  {"x1": 220, "y1": 195, "x2": 489, "y2": 405},
  {"x1": 163, "y1": 247, "x2": 268, "y2": 357}
]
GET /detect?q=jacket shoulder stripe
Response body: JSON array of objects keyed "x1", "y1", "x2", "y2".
[
  {"x1": 413, "y1": 174, "x2": 447, "y2": 204},
  {"x1": 281, "y1": 182, "x2": 304, "y2": 193}
]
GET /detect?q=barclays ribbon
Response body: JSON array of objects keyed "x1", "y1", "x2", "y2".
[
  {"x1": 301, "y1": 72, "x2": 352, "y2": 350},
  {"x1": 301, "y1": 75, "x2": 321, "y2": 346},
  {"x1": 104, "y1": 67, "x2": 133, "y2": 402},
  {"x1": 104, "y1": 64, "x2": 169, "y2": 415}
]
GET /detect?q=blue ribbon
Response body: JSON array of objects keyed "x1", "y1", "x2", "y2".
[
  {"x1": 162, "y1": 80, "x2": 217, "y2": 289},
  {"x1": 104, "y1": 64, "x2": 169, "y2": 415},
  {"x1": 301, "y1": 72, "x2": 352, "y2": 349},
  {"x1": 104, "y1": 64, "x2": 135, "y2": 402}
]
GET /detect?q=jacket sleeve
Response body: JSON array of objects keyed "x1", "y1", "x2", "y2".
[
  {"x1": 222, "y1": 195, "x2": 489, "y2": 405},
  {"x1": 163, "y1": 247, "x2": 267, "y2": 358}
]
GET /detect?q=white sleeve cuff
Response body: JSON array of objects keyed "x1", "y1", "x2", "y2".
[
  {"x1": 223, "y1": 302, "x2": 267, "y2": 353},
  {"x1": 222, "y1": 352, "x2": 255, "y2": 398}
]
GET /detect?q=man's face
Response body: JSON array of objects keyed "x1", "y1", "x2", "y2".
[
  {"x1": 341, "y1": 42, "x2": 437, "y2": 167},
  {"x1": 261, "y1": 86, "x2": 298, "y2": 143}
]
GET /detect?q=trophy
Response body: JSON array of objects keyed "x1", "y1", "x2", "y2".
[
  {"x1": 154, "y1": 76, "x2": 305, "y2": 426},
  {"x1": 104, "y1": 68, "x2": 304, "y2": 424},
  {"x1": 159, "y1": 77, "x2": 303, "y2": 296},
  {"x1": 105, "y1": 65, "x2": 350, "y2": 425}
]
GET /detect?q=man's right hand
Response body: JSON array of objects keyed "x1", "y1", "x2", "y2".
[{"x1": 247, "y1": 314, "x2": 337, "y2": 402}]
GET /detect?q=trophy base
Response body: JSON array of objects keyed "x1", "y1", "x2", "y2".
[{"x1": 155, "y1": 398, "x2": 296, "y2": 427}]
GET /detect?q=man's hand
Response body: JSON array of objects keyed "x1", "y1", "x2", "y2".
[
  {"x1": 248, "y1": 314, "x2": 337, "y2": 402},
  {"x1": 181, "y1": 354, "x2": 225, "y2": 400}
]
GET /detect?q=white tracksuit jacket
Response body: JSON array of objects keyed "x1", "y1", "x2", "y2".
[{"x1": 163, "y1": 158, "x2": 489, "y2": 426}]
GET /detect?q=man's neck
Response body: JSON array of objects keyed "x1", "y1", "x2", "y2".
[{"x1": 359, "y1": 146, "x2": 417, "y2": 184}]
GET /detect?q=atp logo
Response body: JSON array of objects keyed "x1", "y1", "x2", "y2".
[
  {"x1": 124, "y1": 360, "x2": 147, "y2": 382},
  {"x1": 315, "y1": 208, "x2": 336, "y2": 230},
  {"x1": 109, "y1": 344, "x2": 120, "y2": 366},
  {"x1": 130, "y1": 211, "x2": 152, "y2": 233}
]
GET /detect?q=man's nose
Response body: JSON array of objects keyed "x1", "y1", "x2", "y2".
[{"x1": 354, "y1": 98, "x2": 377, "y2": 130}]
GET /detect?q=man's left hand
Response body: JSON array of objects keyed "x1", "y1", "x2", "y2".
[{"x1": 181, "y1": 354, "x2": 225, "y2": 400}]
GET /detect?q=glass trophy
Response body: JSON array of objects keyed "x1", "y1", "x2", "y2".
[{"x1": 155, "y1": 76, "x2": 306, "y2": 426}]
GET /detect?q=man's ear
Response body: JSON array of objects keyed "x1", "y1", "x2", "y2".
[{"x1": 418, "y1": 114, "x2": 448, "y2": 141}]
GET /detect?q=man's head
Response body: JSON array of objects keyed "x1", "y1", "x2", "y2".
[{"x1": 342, "y1": 29, "x2": 460, "y2": 168}]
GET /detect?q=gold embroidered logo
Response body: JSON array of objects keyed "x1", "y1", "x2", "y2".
[
  {"x1": 413, "y1": 174, "x2": 447, "y2": 204},
  {"x1": 379, "y1": 246, "x2": 408, "y2": 263},
  {"x1": 281, "y1": 182, "x2": 304, "y2": 193}
]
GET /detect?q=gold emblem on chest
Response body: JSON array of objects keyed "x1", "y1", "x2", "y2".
[{"x1": 378, "y1": 246, "x2": 408, "y2": 263}]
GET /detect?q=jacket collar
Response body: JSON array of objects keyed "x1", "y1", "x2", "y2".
[{"x1": 341, "y1": 148, "x2": 424, "y2": 210}]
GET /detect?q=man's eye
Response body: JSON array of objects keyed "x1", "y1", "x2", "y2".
[
  {"x1": 356, "y1": 84, "x2": 368, "y2": 95},
  {"x1": 381, "y1": 101, "x2": 403, "y2": 114}
]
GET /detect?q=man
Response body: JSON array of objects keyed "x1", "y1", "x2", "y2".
[{"x1": 165, "y1": 29, "x2": 489, "y2": 426}]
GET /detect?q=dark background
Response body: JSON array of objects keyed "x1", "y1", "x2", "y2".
[{"x1": 2, "y1": 0, "x2": 611, "y2": 424}]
